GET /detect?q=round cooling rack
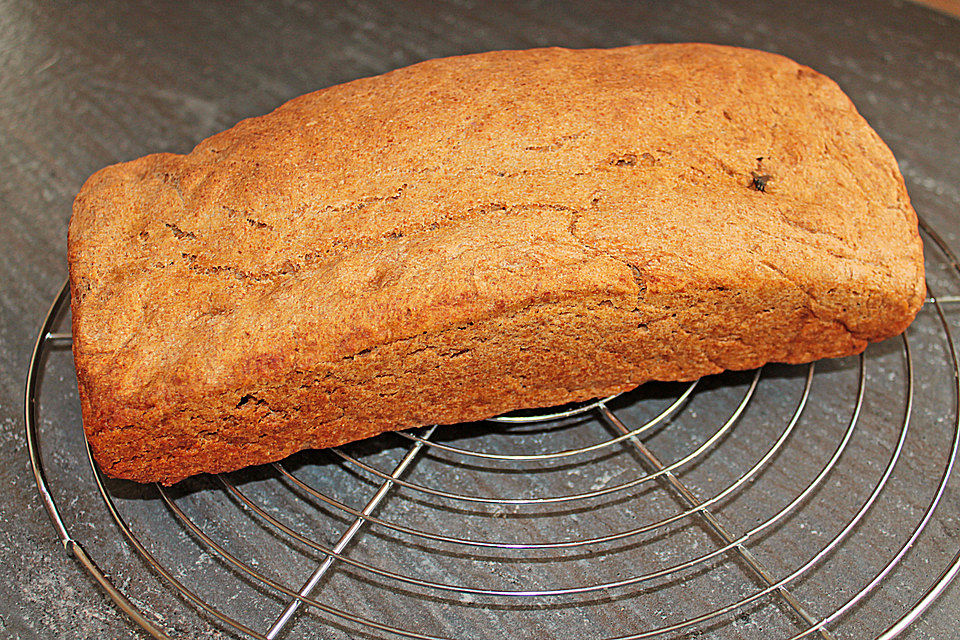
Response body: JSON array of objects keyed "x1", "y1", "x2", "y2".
[{"x1": 25, "y1": 220, "x2": 960, "y2": 640}]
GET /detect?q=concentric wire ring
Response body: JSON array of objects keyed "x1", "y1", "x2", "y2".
[{"x1": 24, "y1": 219, "x2": 960, "y2": 640}]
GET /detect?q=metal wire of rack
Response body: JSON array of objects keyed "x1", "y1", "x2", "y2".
[{"x1": 25, "y1": 220, "x2": 960, "y2": 640}]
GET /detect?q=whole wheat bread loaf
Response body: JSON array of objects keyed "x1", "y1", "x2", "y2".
[{"x1": 68, "y1": 44, "x2": 925, "y2": 484}]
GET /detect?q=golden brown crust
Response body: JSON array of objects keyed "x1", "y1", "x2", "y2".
[{"x1": 68, "y1": 44, "x2": 925, "y2": 484}]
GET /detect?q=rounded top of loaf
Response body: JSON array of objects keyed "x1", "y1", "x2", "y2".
[{"x1": 69, "y1": 43, "x2": 925, "y2": 417}]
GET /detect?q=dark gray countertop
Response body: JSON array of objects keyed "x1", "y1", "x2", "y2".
[{"x1": 3, "y1": 1, "x2": 960, "y2": 639}]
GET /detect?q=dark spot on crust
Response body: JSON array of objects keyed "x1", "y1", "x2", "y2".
[
  {"x1": 246, "y1": 217, "x2": 273, "y2": 230},
  {"x1": 609, "y1": 152, "x2": 656, "y2": 167},
  {"x1": 751, "y1": 171, "x2": 772, "y2": 192},
  {"x1": 165, "y1": 222, "x2": 196, "y2": 239}
]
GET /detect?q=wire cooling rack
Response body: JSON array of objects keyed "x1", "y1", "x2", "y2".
[{"x1": 25, "y1": 220, "x2": 960, "y2": 640}]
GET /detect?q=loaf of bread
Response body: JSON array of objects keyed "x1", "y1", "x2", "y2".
[{"x1": 69, "y1": 43, "x2": 925, "y2": 484}]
